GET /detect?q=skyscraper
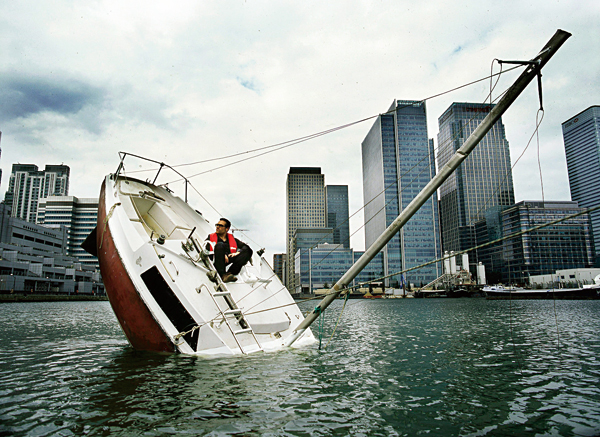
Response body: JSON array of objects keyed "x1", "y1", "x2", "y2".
[
  {"x1": 286, "y1": 167, "x2": 326, "y2": 292},
  {"x1": 437, "y1": 102, "x2": 514, "y2": 254},
  {"x1": 4, "y1": 164, "x2": 70, "y2": 223},
  {"x1": 325, "y1": 185, "x2": 350, "y2": 248},
  {"x1": 562, "y1": 106, "x2": 600, "y2": 265},
  {"x1": 37, "y1": 196, "x2": 99, "y2": 268},
  {"x1": 361, "y1": 100, "x2": 441, "y2": 287}
]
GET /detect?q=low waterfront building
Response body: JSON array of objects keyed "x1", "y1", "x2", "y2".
[
  {"x1": 352, "y1": 250, "x2": 385, "y2": 291},
  {"x1": 475, "y1": 201, "x2": 595, "y2": 284},
  {"x1": 294, "y1": 243, "x2": 384, "y2": 295},
  {"x1": 529, "y1": 268, "x2": 600, "y2": 288},
  {"x1": 0, "y1": 204, "x2": 103, "y2": 295},
  {"x1": 292, "y1": 228, "x2": 334, "y2": 292}
]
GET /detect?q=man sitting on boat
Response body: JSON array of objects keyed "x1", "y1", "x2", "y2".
[{"x1": 207, "y1": 218, "x2": 253, "y2": 283}]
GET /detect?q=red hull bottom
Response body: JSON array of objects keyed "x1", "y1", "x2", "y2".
[{"x1": 97, "y1": 180, "x2": 175, "y2": 353}]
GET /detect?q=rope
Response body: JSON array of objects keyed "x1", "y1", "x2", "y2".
[
  {"x1": 98, "y1": 203, "x2": 121, "y2": 249},
  {"x1": 117, "y1": 63, "x2": 524, "y2": 295},
  {"x1": 126, "y1": 66, "x2": 521, "y2": 185},
  {"x1": 323, "y1": 291, "x2": 350, "y2": 350},
  {"x1": 316, "y1": 306, "x2": 324, "y2": 350},
  {"x1": 471, "y1": 108, "x2": 545, "y2": 222},
  {"x1": 508, "y1": 294, "x2": 524, "y2": 375},
  {"x1": 533, "y1": 108, "x2": 560, "y2": 353},
  {"x1": 173, "y1": 323, "x2": 204, "y2": 345}
]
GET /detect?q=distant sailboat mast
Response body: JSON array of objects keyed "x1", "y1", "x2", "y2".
[{"x1": 286, "y1": 29, "x2": 572, "y2": 348}]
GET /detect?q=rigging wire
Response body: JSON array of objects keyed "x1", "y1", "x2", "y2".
[
  {"x1": 124, "y1": 63, "x2": 526, "y2": 296},
  {"x1": 280, "y1": 86, "x2": 513, "y2": 290},
  {"x1": 180, "y1": 65, "x2": 519, "y2": 179},
  {"x1": 531, "y1": 108, "x2": 561, "y2": 353},
  {"x1": 323, "y1": 292, "x2": 350, "y2": 350},
  {"x1": 470, "y1": 108, "x2": 544, "y2": 224},
  {"x1": 291, "y1": 89, "x2": 516, "y2": 289},
  {"x1": 238, "y1": 80, "x2": 552, "y2": 328},
  {"x1": 242, "y1": 114, "x2": 556, "y2": 350},
  {"x1": 127, "y1": 64, "x2": 521, "y2": 181},
  {"x1": 240, "y1": 87, "x2": 516, "y2": 315},
  {"x1": 239, "y1": 68, "x2": 525, "y2": 311}
]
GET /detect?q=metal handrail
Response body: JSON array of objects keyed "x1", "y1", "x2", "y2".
[{"x1": 115, "y1": 152, "x2": 191, "y2": 202}]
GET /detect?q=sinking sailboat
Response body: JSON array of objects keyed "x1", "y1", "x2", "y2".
[
  {"x1": 87, "y1": 157, "x2": 316, "y2": 355},
  {"x1": 86, "y1": 29, "x2": 570, "y2": 355}
]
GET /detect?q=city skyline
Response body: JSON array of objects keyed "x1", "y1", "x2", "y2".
[
  {"x1": 3, "y1": 100, "x2": 595, "y2": 286},
  {"x1": 2, "y1": 100, "x2": 597, "y2": 262},
  {"x1": 0, "y1": 3, "x2": 598, "y2": 262}
]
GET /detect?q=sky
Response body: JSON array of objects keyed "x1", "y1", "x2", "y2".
[{"x1": 1, "y1": 1, "x2": 599, "y2": 261}]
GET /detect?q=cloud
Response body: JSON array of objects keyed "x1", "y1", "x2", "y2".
[
  {"x1": 0, "y1": 74, "x2": 104, "y2": 121},
  {"x1": 236, "y1": 76, "x2": 260, "y2": 93}
]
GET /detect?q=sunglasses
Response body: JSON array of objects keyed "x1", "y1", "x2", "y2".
[{"x1": 215, "y1": 224, "x2": 226, "y2": 227}]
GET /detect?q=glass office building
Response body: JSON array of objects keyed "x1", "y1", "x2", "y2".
[
  {"x1": 437, "y1": 103, "x2": 515, "y2": 255},
  {"x1": 272, "y1": 253, "x2": 286, "y2": 282},
  {"x1": 562, "y1": 106, "x2": 600, "y2": 265},
  {"x1": 361, "y1": 100, "x2": 441, "y2": 287},
  {"x1": 293, "y1": 228, "x2": 334, "y2": 291},
  {"x1": 326, "y1": 185, "x2": 350, "y2": 248}
]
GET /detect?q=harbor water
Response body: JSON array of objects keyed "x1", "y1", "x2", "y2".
[{"x1": 1, "y1": 298, "x2": 599, "y2": 436}]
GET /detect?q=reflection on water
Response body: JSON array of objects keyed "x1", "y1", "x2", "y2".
[{"x1": 0, "y1": 300, "x2": 599, "y2": 436}]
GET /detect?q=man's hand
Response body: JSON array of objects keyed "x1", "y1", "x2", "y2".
[{"x1": 225, "y1": 252, "x2": 239, "y2": 263}]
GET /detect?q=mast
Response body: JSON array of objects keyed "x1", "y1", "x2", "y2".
[{"x1": 285, "y1": 29, "x2": 571, "y2": 348}]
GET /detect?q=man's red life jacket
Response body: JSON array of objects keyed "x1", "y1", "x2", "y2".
[{"x1": 209, "y1": 233, "x2": 238, "y2": 253}]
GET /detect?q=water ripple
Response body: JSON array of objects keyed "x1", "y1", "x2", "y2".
[{"x1": 0, "y1": 300, "x2": 599, "y2": 436}]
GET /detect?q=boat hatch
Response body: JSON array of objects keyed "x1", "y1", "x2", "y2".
[
  {"x1": 126, "y1": 194, "x2": 193, "y2": 240},
  {"x1": 141, "y1": 266, "x2": 199, "y2": 351},
  {"x1": 244, "y1": 315, "x2": 290, "y2": 334}
]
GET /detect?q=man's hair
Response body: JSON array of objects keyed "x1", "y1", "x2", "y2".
[{"x1": 220, "y1": 218, "x2": 231, "y2": 229}]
